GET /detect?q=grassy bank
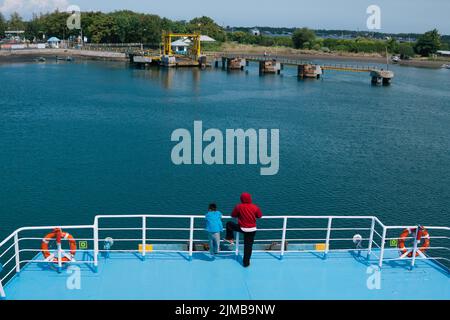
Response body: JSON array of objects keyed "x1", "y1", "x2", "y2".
[{"x1": 1, "y1": 46, "x2": 448, "y2": 69}]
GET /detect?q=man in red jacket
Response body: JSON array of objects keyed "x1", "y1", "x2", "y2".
[{"x1": 225, "y1": 192, "x2": 263, "y2": 267}]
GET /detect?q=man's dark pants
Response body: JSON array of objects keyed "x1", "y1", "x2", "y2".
[{"x1": 225, "y1": 221, "x2": 256, "y2": 267}]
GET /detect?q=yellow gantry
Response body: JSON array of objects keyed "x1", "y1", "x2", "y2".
[{"x1": 162, "y1": 31, "x2": 202, "y2": 59}]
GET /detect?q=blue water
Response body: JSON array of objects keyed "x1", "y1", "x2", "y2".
[{"x1": 0, "y1": 60, "x2": 449, "y2": 239}]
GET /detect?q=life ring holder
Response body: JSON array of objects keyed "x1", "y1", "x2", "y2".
[
  {"x1": 41, "y1": 228, "x2": 77, "y2": 264},
  {"x1": 398, "y1": 226, "x2": 430, "y2": 258}
]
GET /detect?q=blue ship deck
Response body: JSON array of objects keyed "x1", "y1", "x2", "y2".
[{"x1": 4, "y1": 250, "x2": 450, "y2": 300}]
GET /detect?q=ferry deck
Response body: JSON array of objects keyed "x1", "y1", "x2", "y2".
[{"x1": 1, "y1": 215, "x2": 449, "y2": 300}]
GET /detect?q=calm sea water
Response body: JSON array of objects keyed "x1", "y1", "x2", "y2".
[{"x1": 0, "y1": 59, "x2": 449, "y2": 239}]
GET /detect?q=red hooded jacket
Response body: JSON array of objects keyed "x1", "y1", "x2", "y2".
[{"x1": 231, "y1": 193, "x2": 263, "y2": 228}]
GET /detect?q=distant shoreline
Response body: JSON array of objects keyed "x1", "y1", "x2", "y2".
[
  {"x1": 0, "y1": 49, "x2": 128, "y2": 64},
  {"x1": 1, "y1": 48, "x2": 448, "y2": 69}
]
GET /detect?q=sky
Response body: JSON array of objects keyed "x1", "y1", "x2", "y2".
[{"x1": 1, "y1": 0, "x2": 449, "y2": 34}]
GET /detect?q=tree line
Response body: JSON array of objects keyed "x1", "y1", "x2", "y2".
[
  {"x1": 0, "y1": 10, "x2": 447, "y2": 57},
  {"x1": 0, "y1": 11, "x2": 226, "y2": 45},
  {"x1": 291, "y1": 28, "x2": 447, "y2": 57}
]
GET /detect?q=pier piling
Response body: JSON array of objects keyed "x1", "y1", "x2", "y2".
[
  {"x1": 259, "y1": 60, "x2": 281, "y2": 74},
  {"x1": 298, "y1": 64, "x2": 322, "y2": 79}
]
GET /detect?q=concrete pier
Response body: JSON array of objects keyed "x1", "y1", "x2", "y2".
[
  {"x1": 161, "y1": 55, "x2": 176, "y2": 67},
  {"x1": 218, "y1": 54, "x2": 395, "y2": 85},
  {"x1": 298, "y1": 64, "x2": 322, "y2": 79},
  {"x1": 222, "y1": 57, "x2": 246, "y2": 70},
  {"x1": 370, "y1": 70, "x2": 394, "y2": 85},
  {"x1": 259, "y1": 60, "x2": 281, "y2": 74},
  {"x1": 198, "y1": 55, "x2": 207, "y2": 69}
]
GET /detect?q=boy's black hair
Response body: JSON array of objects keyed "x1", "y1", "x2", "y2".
[{"x1": 208, "y1": 203, "x2": 217, "y2": 211}]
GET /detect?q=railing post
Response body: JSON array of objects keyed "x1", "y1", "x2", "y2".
[
  {"x1": 188, "y1": 217, "x2": 194, "y2": 260},
  {"x1": 280, "y1": 217, "x2": 288, "y2": 259},
  {"x1": 0, "y1": 277, "x2": 5, "y2": 298},
  {"x1": 142, "y1": 216, "x2": 146, "y2": 259},
  {"x1": 14, "y1": 232, "x2": 20, "y2": 273},
  {"x1": 367, "y1": 218, "x2": 375, "y2": 259},
  {"x1": 235, "y1": 232, "x2": 240, "y2": 257},
  {"x1": 378, "y1": 227, "x2": 387, "y2": 268},
  {"x1": 411, "y1": 227, "x2": 419, "y2": 269},
  {"x1": 57, "y1": 240, "x2": 62, "y2": 273},
  {"x1": 324, "y1": 217, "x2": 333, "y2": 258},
  {"x1": 0, "y1": 261, "x2": 5, "y2": 298},
  {"x1": 93, "y1": 220, "x2": 99, "y2": 272}
]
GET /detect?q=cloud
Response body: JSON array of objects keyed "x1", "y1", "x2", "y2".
[{"x1": 0, "y1": 0, "x2": 70, "y2": 17}]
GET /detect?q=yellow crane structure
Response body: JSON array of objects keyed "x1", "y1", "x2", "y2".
[{"x1": 162, "y1": 31, "x2": 202, "y2": 60}]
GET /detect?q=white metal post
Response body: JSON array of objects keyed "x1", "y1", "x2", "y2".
[
  {"x1": 280, "y1": 217, "x2": 288, "y2": 259},
  {"x1": 142, "y1": 216, "x2": 146, "y2": 258},
  {"x1": 0, "y1": 279, "x2": 5, "y2": 298},
  {"x1": 14, "y1": 232, "x2": 20, "y2": 273},
  {"x1": 93, "y1": 220, "x2": 99, "y2": 271},
  {"x1": 188, "y1": 217, "x2": 194, "y2": 260},
  {"x1": 411, "y1": 227, "x2": 419, "y2": 268},
  {"x1": 378, "y1": 227, "x2": 387, "y2": 267},
  {"x1": 0, "y1": 257, "x2": 5, "y2": 298},
  {"x1": 325, "y1": 217, "x2": 333, "y2": 257},
  {"x1": 235, "y1": 233, "x2": 240, "y2": 256},
  {"x1": 367, "y1": 218, "x2": 375, "y2": 259},
  {"x1": 57, "y1": 242, "x2": 62, "y2": 273}
]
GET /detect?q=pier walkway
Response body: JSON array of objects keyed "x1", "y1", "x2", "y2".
[{"x1": 219, "y1": 53, "x2": 383, "y2": 73}]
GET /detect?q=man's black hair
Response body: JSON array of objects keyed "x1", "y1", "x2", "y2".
[{"x1": 208, "y1": 203, "x2": 217, "y2": 211}]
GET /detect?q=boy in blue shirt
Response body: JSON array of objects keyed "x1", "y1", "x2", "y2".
[{"x1": 205, "y1": 203, "x2": 223, "y2": 257}]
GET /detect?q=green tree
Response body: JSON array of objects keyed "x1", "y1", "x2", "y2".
[
  {"x1": 87, "y1": 14, "x2": 116, "y2": 43},
  {"x1": 161, "y1": 18, "x2": 187, "y2": 34},
  {"x1": 25, "y1": 13, "x2": 45, "y2": 41},
  {"x1": 414, "y1": 29, "x2": 441, "y2": 56},
  {"x1": 109, "y1": 10, "x2": 140, "y2": 42},
  {"x1": 386, "y1": 37, "x2": 398, "y2": 53},
  {"x1": 292, "y1": 28, "x2": 315, "y2": 49},
  {"x1": 187, "y1": 16, "x2": 226, "y2": 42},
  {"x1": 41, "y1": 11, "x2": 71, "y2": 39},
  {"x1": 398, "y1": 43, "x2": 414, "y2": 59},
  {"x1": 0, "y1": 12, "x2": 7, "y2": 37},
  {"x1": 8, "y1": 12, "x2": 26, "y2": 30},
  {"x1": 139, "y1": 14, "x2": 162, "y2": 44}
]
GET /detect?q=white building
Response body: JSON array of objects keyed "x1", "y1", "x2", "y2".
[
  {"x1": 249, "y1": 28, "x2": 260, "y2": 36},
  {"x1": 171, "y1": 38, "x2": 190, "y2": 54},
  {"x1": 437, "y1": 50, "x2": 450, "y2": 57},
  {"x1": 171, "y1": 36, "x2": 216, "y2": 54},
  {"x1": 47, "y1": 37, "x2": 61, "y2": 48}
]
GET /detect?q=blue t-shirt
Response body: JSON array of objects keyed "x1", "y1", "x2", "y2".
[{"x1": 205, "y1": 211, "x2": 223, "y2": 233}]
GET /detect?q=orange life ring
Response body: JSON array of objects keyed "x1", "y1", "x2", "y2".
[
  {"x1": 41, "y1": 228, "x2": 77, "y2": 263},
  {"x1": 398, "y1": 226, "x2": 430, "y2": 258}
]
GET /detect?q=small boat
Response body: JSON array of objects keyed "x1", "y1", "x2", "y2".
[
  {"x1": 35, "y1": 57, "x2": 46, "y2": 62},
  {"x1": 391, "y1": 55, "x2": 400, "y2": 63},
  {"x1": 441, "y1": 64, "x2": 450, "y2": 69},
  {"x1": 66, "y1": 56, "x2": 73, "y2": 62}
]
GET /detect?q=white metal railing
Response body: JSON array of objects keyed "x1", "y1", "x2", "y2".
[{"x1": 0, "y1": 214, "x2": 449, "y2": 298}]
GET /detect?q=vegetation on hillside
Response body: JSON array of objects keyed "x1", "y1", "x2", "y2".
[{"x1": 0, "y1": 10, "x2": 448, "y2": 58}]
